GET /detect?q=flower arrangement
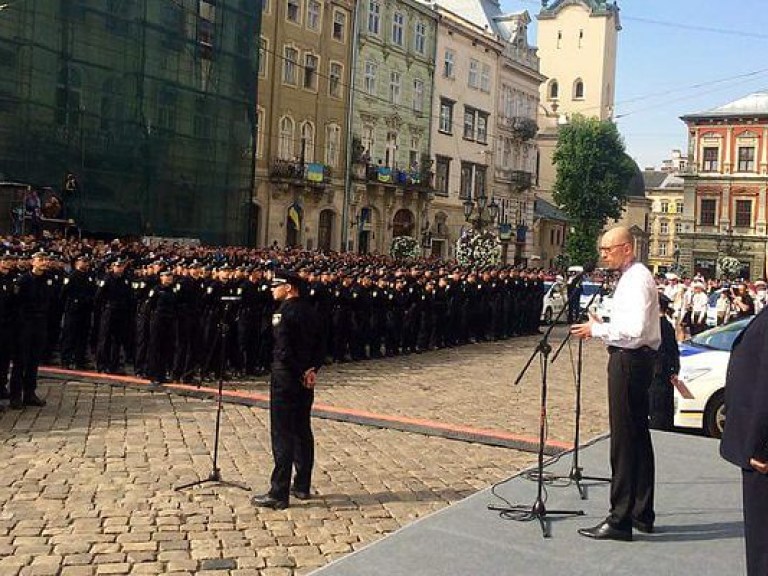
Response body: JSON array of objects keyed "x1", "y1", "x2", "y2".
[
  {"x1": 456, "y1": 228, "x2": 502, "y2": 267},
  {"x1": 390, "y1": 235, "x2": 421, "y2": 260},
  {"x1": 717, "y1": 255, "x2": 742, "y2": 279}
]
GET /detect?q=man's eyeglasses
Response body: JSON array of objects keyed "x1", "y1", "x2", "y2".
[{"x1": 598, "y1": 243, "x2": 628, "y2": 253}]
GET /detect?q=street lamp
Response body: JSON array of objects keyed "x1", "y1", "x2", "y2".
[{"x1": 463, "y1": 189, "x2": 499, "y2": 233}]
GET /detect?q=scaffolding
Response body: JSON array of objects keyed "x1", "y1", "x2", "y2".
[{"x1": 0, "y1": 0, "x2": 261, "y2": 244}]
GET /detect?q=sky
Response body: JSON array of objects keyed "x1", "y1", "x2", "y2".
[{"x1": 502, "y1": 0, "x2": 768, "y2": 170}]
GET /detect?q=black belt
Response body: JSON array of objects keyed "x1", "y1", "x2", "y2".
[{"x1": 607, "y1": 345, "x2": 655, "y2": 355}]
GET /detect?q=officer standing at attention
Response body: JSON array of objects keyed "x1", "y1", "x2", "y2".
[
  {"x1": 571, "y1": 226, "x2": 661, "y2": 541},
  {"x1": 0, "y1": 252, "x2": 18, "y2": 401},
  {"x1": 10, "y1": 252, "x2": 55, "y2": 409},
  {"x1": 60, "y1": 255, "x2": 97, "y2": 369},
  {"x1": 252, "y1": 270, "x2": 325, "y2": 510}
]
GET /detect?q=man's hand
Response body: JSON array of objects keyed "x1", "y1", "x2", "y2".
[
  {"x1": 571, "y1": 319, "x2": 594, "y2": 340},
  {"x1": 750, "y1": 458, "x2": 768, "y2": 475},
  {"x1": 302, "y1": 368, "x2": 317, "y2": 389}
]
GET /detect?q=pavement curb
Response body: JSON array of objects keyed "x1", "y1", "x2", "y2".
[{"x1": 40, "y1": 367, "x2": 572, "y2": 456}]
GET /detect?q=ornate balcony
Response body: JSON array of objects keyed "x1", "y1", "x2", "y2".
[
  {"x1": 495, "y1": 168, "x2": 533, "y2": 192},
  {"x1": 269, "y1": 158, "x2": 332, "y2": 187},
  {"x1": 355, "y1": 162, "x2": 434, "y2": 195}
]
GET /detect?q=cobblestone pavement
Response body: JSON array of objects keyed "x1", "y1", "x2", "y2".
[{"x1": 0, "y1": 328, "x2": 611, "y2": 575}]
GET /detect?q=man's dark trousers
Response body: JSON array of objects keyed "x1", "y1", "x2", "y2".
[
  {"x1": 269, "y1": 369, "x2": 314, "y2": 502},
  {"x1": 607, "y1": 347, "x2": 656, "y2": 529},
  {"x1": 742, "y1": 469, "x2": 768, "y2": 576}
]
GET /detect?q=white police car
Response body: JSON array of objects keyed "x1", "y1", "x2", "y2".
[
  {"x1": 541, "y1": 280, "x2": 566, "y2": 324},
  {"x1": 674, "y1": 317, "x2": 752, "y2": 438}
]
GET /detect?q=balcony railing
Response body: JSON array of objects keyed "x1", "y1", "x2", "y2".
[
  {"x1": 269, "y1": 158, "x2": 332, "y2": 185},
  {"x1": 357, "y1": 163, "x2": 434, "y2": 192},
  {"x1": 495, "y1": 168, "x2": 533, "y2": 191},
  {"x1": 497, "y1": 116, "x2": 538, "y2": 141}
]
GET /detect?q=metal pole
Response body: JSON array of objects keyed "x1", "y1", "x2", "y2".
[{"x1": 341, "y1": 1, "x2": 361, "y2": 253}]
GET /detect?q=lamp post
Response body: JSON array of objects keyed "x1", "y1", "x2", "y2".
[{"x1": 463, "y1": 189, "x2": 499, "y2": 233}]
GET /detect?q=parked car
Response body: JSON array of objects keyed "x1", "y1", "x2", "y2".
[
  {"x1": 541, "y1": 280, "x2": 567, "y2": 324},
  {"x1": 674, "y1": 317, "x2": 753, "y2": 438},
  {"x1": 580, "y1": 281, "x2": 604, "y2": 315}
]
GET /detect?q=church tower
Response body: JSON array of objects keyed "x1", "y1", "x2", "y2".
[{"x1": 535, "y1": 0, "x2": 621, "y2": 198}]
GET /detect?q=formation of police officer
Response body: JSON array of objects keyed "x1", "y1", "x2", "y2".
[{"x1": 0, "y1": 246, "x2": 548, "y2": 396}]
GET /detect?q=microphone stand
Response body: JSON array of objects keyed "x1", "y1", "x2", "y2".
[
  {"x1": 176, "y1": 299, "x2": 249, "y2": 492},
  {"x1": 550, "y1": 279, "x2": 610, "y2": 499},
  {"x1": 488, "y1": 280, "x2": 584, "y2": 538}
]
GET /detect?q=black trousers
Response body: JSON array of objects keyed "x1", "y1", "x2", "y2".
[
  {"x1": 607, "y1": 347, "x2": 656, "y2": 529},
  {"x1": 269, "y1": 370, "x2": 314, "y2": 502},
  {"x1": 743, "y1": 469, "x2": 768, "y2": 576},
  {"x1": 61, "y1": 306, "x2": 92, "y2": 366},
  {"x1": 0, "y1": 325, "x2": 13, "y2": 391},
  {"x1": 10, "y1": 318, "x2": 47, "y2": 400}
]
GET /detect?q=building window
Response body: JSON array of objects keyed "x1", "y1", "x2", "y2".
[
  {"x1": 659, "y1": 242, "x2": 668, "y2": 257},
  {"x1": 735, "y1": 199, "x2": 752, "y2": 227},
  {"x1": 389, "y1": 71, "x2": 401, "y2": 104},
  {"x1": 361, "y1": 125, "x2": 374, "y2": 155},
  {"x1": 301, "y1": 122, "x2": 315, "y2": 162},
  {"x1": 702, "y1": 147, "x2": 719, "y2": 172},
  {"x1": 676, "y1": 201, "x2": 684, "y2": 214},
  {"x1": 283, "y1": 46, "x2": 298, "y2": 85},
  {"x1": 738, "y1": 146, "x2": 755, "y2": 172},
  {"x1": 392, "y1": 12, "x2": 404, "y2": 46},
  {"x1": 326, "y1": 123, "x2": 340, "y2": 167},
  {"x1": 700, "y1": 198, "x2": 717, "y2": 226},
  {"x1": 259, "y1": 37, "x2": 268, "y2": 77},
  {"x1": 409, "y1": 136, "x2": 419, "y2": 169},
  {"x1": 463, "y1": 107, "x2": 476, "y2": 140},
  {"x1": 256, "y1": 107, "x2": 265, "y2": 158},
  {"x1": 287, "y1": 0, "x2": 300, "y2": 24},
  {"x1": 332, "y1": 10, "x2": 346, "y2": 42},
  {"x1": 480, "y1": 64, "x2": 491, "y2": 93},
  {"x1": 364, "y1": 61, "x2": 377, "y2": 95},
  {"x1": 435, "y1": 156, "x2": 450, "y2": 196},
  {"x1": 439, "y1": 98, "x2": 454, "y2": 134},
  {"x1": 549, "y1": 80, "x2": 559, "y2": 100},
  {"x1": 368, "y1": 0, "x2": 380, "y2": 35},
  {"x1": 329, "y1": 62, "x2": 342, "y2": 98},
  {"x1": 475, "y1": 165, "x2": 487, "y2": 196},
  {"x1": 477, "y1": 113, "x2": 488, "y2": 144},
  {"x1": 660, "y1": 221, "x2": 668, "y2": 234},
  {"x1": 573, "y1": 79, "x2": 584, "y2": 99},
  {"x1": 468, "y1": 59, "x2": 479, "y2": 88},
  {"x1": 307, "y1": 0, "x2": 321, "y2": 31},
  {"x1": 412, "y1": 79, "x2": 424, "y2": 113},
  {"x1": 278, "y1": 116, "x2": 294, "y2": 159},
  {"x1": 660, "y1": 201, "x2": 669, "y2": 213},
  {"x1": 460, "y1": 162, "x2": 473, "y2": 199},
  {"x1": 444, "y1": 50, "x2": 455, "y2": 78},
  {"x1": 414, "y1": 21, "x2": 426, "y2": 55},
  {"x1": 385, "y1": 132, "x2": 397, "y2": 167},
  {"x1": 156, "y1": 87, "x2": 176, "y2": 131},
  {"x1": 675, "y1": 221, "x2": 682, "y2": 234},
  {"x1": 303, "y1": 54, "x2": 319, "y2": 90}
]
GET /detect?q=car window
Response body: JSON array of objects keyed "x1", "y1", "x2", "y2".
[
  {"x1": 582, "y1": 283, "x2": 601, "y2": 296},
  {"x1": 689, "y1": 317, "x2": 752, "y2": 351}
]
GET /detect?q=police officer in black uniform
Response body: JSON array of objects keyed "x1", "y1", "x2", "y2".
[
  {"x1": 147, "y1": 270, "x2": 179, "y2": 386},
  {"x1": 9, "y1": 251, "x2": 54, "y2": 409},
  {"x1": 0, "y1": 252, "x2": 17, "y2": 401},
  {"x1": 60, "y1": 255, "x2": 97, "y2": 369},
  {"x1": 95, "y1": 259, "x2": 133, "y2": 374},
  {"x1": 252, "y1": 270, "x2": 325, "y2": 510}
]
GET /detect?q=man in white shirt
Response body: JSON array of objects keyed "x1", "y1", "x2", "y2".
[
  {"x1": 572, "y1": 226, "x2": 661, "y2": 542},
  {"x1": 689, "y1": 282, "x2": 709, "y2": 335}
]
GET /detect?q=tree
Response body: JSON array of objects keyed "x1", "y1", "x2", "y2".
[{"x1": 552, "y1": 115, "x2": 636, "y2": 266}]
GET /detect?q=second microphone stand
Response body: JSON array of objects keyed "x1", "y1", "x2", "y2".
[
  {"x1": 488, "y1": 282, "x2": 584, "y2": 538},
  {"x1": 550, "y1": 279, "x2": 610, "y2": 499}
]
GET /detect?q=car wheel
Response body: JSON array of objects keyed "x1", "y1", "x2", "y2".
[
  {"x1": 704, "y1": 390, "x2": 725, "y2": 439},
  {"x1": 543, "y1": 307, "x2": 553, "y2": 324}
]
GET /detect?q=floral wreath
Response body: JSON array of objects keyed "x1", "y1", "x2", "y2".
[
  {"x1": 390, "y1": 235, "x2": 421, "y2": 260},
  {"x1": 455, "y1": 228, "x2": 501, "y2": 267}
]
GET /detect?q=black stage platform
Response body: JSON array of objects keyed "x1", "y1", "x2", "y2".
[{"x1": 313, "y1": 431, "x2": 745, "y2": 576}]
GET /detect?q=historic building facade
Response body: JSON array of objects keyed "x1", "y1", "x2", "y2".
[
  {"x1": 255, "y1": 0, "x2": 355, "y2": 250},
  {"x1": 535, "y1": 0, "x2": 620, "y2": 200},
  {"x1": 0, "y1": 0, "x2": 261, "y2": 243},
  {"x1": 423, "y1": 1, "x2": 542, "y2": 262},
  {"x1": 644, "y1": 169, "x2": 685, "y2": 274},
  {"x1": 343, "y1": 0, "x2": 437, "y2": 254},
  {"x1": 678, "y1": 93, "x2": 768, "y2": 280}
]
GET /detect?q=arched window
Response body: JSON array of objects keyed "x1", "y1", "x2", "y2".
[
  {"x1": 325, "y1": 123, "x2": 340, "y2": 167},
  {"x1": 392, "y1": 208, "x2": 414, "y2": 237},
  {"x1": 573, "y1": 79, "x2": 584, "y2": 100},
  {"x1": 278, "y1": 116, "x2": 294, "y2": 159},
  {"x1": 548, "y1": 80, "x2": 559, "y2": 100},
  {"x1": 318, "y1": 209, "x2": 335, "y2": 251},
  {"x1": 300, "y1": 121, "x2": 315, "y2": 162}
]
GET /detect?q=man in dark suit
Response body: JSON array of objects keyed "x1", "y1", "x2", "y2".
[{"x1": 720, "y1": 306, "x2": 768, "y2": 576}]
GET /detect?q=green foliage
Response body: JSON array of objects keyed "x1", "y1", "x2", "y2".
[{"x1": 552, "y1": 115, "x2": 636, "y2": 265}]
